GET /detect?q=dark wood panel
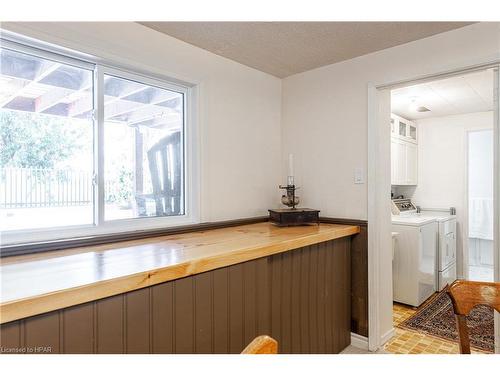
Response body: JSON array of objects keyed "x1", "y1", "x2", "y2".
[
  {"x1": 151, "y1": 282, "x2": 174, "y2": 353},
  {"x1": 332, "y1": 239, "x2": 343, "y2": 352},
  {"x1": 212, "y1": 267, "x2": 229, "y2": 353},
  {"x1": 0, "y1": 321, "x2": 21, "y2": 352},
  {"x1": 316, "y1": 241, "x2": 327, "y2": 353},
  {"x1": 350, "y1": 224, "x2": 368, "y2": 337},
  {"x1": 96, "y1": 294, "x2": 124, "y2": 353},
  {"x1": 320, "y1": 217, "x2": 368, "y2": 337},
  {"x1": 228, "y1": 263, "x2": 244, "y2": 353},
  {"x1": 62, "y1": 303, "x2": 94, "y2": 353},
  {"x1": 280, "y1": 251, "x2": 293, "y2": 353},
  {"x1": 125, "y1": 288, "x2": 150, "y2": 353},
  {"x1": 270, "y1": 253, "x2": 282, "y2": 344},
  {"x1": 174, "y1": 277, "x2": 195, "y2": 353},
  {"x1": 194, "y1": 272, "x2": 213, "y2": 353},
  {"x1": 290, "y1": 248, "x2": 302, "y2": 353},
  {"x1": 300, "y1": 247, "x2": 310, "y2": 353},
  {"x1": 342, "y1": 238, "x2": 352, "y2": 348},
  {"x1": 255, "y1": 257, "x2": 270, "y2": 335},
  {"x1": 1, "y1": 237, "x2": 354, "y2": 354},
  {"x1": 324, "y1": 240, "x2": 334, "y2": 353},
  {"x1": 243, "y1": 260, "x2": 257, "y2": 347},
  {"x1": 24, "y1": 312, "x2": 60, "y2": 353},
  {"x1": 308, "y1": 243, "x2": 319, "y2": 353}
]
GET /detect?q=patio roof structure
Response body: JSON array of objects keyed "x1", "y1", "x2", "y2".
[{"x1": 0, "y1": 48, "x2": 183, "y2": 129}]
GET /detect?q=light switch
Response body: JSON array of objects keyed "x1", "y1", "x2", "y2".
[{"x1": 354, "y1": 167, "x2": 364, "y2": 184}]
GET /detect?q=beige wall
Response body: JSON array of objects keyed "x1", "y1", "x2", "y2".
[{"x1": 1, "y1": 22, "x2": 283, "y2": 223}]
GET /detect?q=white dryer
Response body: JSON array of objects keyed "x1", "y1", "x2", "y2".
[
  {"x1": 392, "y1": 215, "x2": 438, "y2": 307},
  {"x1": 420, "y1": 210, "x2": 457, "y2": 290}
]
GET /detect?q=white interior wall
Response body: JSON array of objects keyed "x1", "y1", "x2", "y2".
[
  {"x1": 1, "y1": 22, "x2": 283, "y2": 223},
  {"x1": 469, "y1": 129, "x2": 494, "y2": 200},
  {"x1": 411, "y1": 111, "x2": 493, "y2": 277},
  {"x1": 282, "y1": 22, "x2": 500, "y2": 345}
]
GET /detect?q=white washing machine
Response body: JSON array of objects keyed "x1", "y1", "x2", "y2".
[{"x1": 392, "y1": 215, "x2": 438, "y2": 307}]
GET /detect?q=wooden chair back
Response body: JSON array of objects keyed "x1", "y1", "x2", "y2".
[
  {"x1": 147, "y1": 131, "x2": 182, "y2": 216},
  {"x1": 446, "y1": 280, "x2": 500, "y2": 354},
  {"x1": 241, "y1": 335, "x2": 278, "y2": 354},
  {"x1": 135, "y1": 131, "x2": 182, "y2": 216}
]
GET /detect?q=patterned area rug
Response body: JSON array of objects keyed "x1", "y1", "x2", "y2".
[{"x1": 399, "y1": 289, "x2": 495, "y2": 352}]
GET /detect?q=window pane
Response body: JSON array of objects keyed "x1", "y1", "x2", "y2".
[
  {"x1": 0, "y1": 48, "x2": 94, "y2": 231},
  {"x1": 103, "y1": 74, "x2": 184, "y2": 221}
]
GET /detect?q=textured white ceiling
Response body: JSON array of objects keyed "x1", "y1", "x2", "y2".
[
  {"x1": 391, "y1": 69, "x2": 493, "y2": 120},
  {"x1": 139, "y1": 22, "x2": 473, "y2": 78}
]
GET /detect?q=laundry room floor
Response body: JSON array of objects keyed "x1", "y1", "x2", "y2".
[{"x1": 384, "y1": 303, "x2": 484, "y2": 354}]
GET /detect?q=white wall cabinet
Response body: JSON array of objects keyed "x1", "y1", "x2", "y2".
[
  {"x1": 391, "y1": 113, "x2": 418, "y2": 143},
  {"x1": 391, "y1": 114, "x2": 418, "y2": 185},
  {"x1": 405, "y1": 142, "x2": 418, "y2": 184}
]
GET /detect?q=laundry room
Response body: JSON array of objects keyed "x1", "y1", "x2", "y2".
[{"x1": 385, "y1": 68, "x2": 496, "y2": 354}]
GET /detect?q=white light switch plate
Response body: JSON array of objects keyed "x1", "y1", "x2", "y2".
[{"x1": 354, "y1": 167, "x2": 364, "y2": 184}]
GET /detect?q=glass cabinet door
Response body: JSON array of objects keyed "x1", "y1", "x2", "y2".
[
  {"x1": 409, "y1": 124, "x2": 417, "y2": 141},
  {"x1": 399, "y1": 121, "x2": 407, "y2": 137}
]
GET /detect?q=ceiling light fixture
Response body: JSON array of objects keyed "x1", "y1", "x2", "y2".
[{"x1": 416, "y1": 106, "x2": 431, "y2": 113}]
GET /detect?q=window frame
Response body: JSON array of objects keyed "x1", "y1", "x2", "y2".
[{"x1": 0, "y1": 34, "x2": 200, "y2": 247}]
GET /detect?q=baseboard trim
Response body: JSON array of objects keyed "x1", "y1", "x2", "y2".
[
  {"x1": 350, "y1": 332, "x2": 369, "y2": 350},
  {"x1": 320, "y1": 217, "x2": 368, "y2": 227},
  {"x1": 380, "y1": 328, "x2": 395, "y2": 346}
]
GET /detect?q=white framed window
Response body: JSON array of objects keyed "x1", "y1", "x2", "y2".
[{"x1": 0, "y1": 36, "x2": 199, "y2": 247}]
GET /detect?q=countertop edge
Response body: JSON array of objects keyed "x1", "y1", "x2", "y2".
[{"x1": 0, "y1": 224, "x2": 359, "y2": 324}]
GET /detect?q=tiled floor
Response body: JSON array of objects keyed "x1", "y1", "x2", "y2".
[{"x1": 384, "y1": 303, "x2": 485, "y2": 354}]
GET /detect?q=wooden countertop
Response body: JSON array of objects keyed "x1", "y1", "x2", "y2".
[{"x1": 0, "y1": 222, "x2": 359, "y2": 324}]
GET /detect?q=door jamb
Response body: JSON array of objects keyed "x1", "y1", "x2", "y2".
[{"x1": 493, "y1": 67, "x2": 500, "y2": 354}]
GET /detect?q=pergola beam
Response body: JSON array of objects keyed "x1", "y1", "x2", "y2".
[
  {"x1": 106, "y1": 90, "x2": 180, "y2": 121},
  {"x1": 68, "y1": 81, "x2": 150, "y2": 118},
  {"x1": 132, "y1": 116, "x2": 182, "y2": 129},
  {"x1": 35, "y1": 75, "x2": 92, "y2": 113},
  {"x1": 1, "y1": 51, "x2": 183, "y2": 127},
  {"x1": 0, "y1": 61, "x2": 61, "y2": 108},
  {"x1": 127, "y1": 107, "x2": 182, "y2": 127},
  {"x1": 35, "y1": 87, "x2": 73, "y2": 113}
]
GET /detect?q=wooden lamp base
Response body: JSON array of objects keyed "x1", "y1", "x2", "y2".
[{"x1": 268, "y1": 208, "x2": 320, "y2": 227}]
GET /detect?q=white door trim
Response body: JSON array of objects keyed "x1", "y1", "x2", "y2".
[
  {"x1": 367, "y1": 61, "x2": 500, "y2": 352},
  {"x1": 493, "y1": 67, "x2": 500, "y2": 354},
  {"x1": 350, "y1": 332, "x2": 369, "y2": 350},
  {"x1": 367, "y1": 84, "x2": 381, "y2": 351}
]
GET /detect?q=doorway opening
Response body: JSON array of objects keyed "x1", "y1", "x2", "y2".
[{"x1": 384, "y1": 68, "x2": 496, "y2": 354}]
